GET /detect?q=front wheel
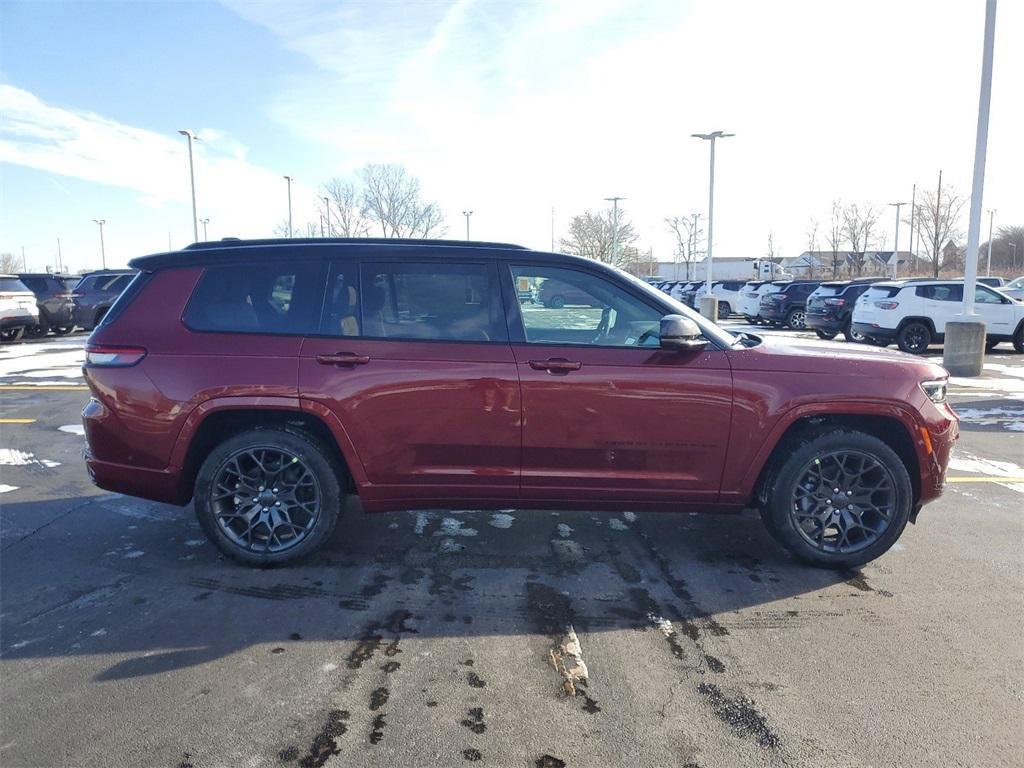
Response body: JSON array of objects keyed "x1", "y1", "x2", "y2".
[
  {"x1": 897, "y1": 322, "x2": 931, "y2": 354},
  {"x1": 785, "y1": 308, "x2": 807, "y2": 330},
  {"x1": 1013, "y1": 324, "x2": 1024, "y2": 353},
  {"x1": 194, "y1": 428, "x2": 343, "y2": 566},
  {"x1": 815, "y1": 329, "x2": 837, "y2": 341},
  {"x1": 0, "y1": 327, "x2": 25, "y2": 342},
  {"x1": 843, "y1": 322, "x2": 866, "y2": 343},
  {"x1": 763, "y1": 430, "x2": 913, "y2": 568},
  {"x1": 717, "y1": 302, "x2": 731, "y2": 319}
]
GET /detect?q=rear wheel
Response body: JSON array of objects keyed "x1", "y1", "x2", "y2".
[
  {"x1": 546, "y1": 295, "x2": 565, "y2": 309},
  {"x1": 717, "y1": 302, "x2": 731, "y2": 319},
  {"x1": 0, "y1": 327, "x2": 25, "y2": 342},
  {"x1": 897, "y1": 322, "x2": 931, "y2": 354},
  {"x1": 785, "y1": 308, "x2": 807, "y2": 330},
  {"x1": 53, "y1": 325, "x2": 75, "y2": 335},
  {"x1": 764, "y1": 430, "x2": 913, "y2": 568},
  {"x1": 843, "y1": 322, "x2": 866, "y2": 343},
  {"x1": 1013, "y1": 323, "x2": 1024, "y2": 353},
  {"x1": 815, "y1": 329, "x2": 837, "y2": 340},
  {"x1": 194, "y1": 428, "x2": 343, "y2": 566}
]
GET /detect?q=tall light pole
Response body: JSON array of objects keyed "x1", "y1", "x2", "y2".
[
  {"x1": 178, "y1": 130, "x2": 199, "y2": 242},
  {"x1": 462, "y1": 210, "x2": 473, "y2": 241},
  {"x1": 908, "y1": 184, "x2": 916, "y2": 272},
  {"x1": 92, "y1": 219, "x2": 106, "y2": 268},
  {"x1": 888, "y1": 201, "x2": 907, "y2": 278},
  {"x1": 200, "y1": 217, "x2": 210, "y2": 241},
  {"x1": 604, "y1": 197, "x2": 625, "y2": 265},
  {"x1": 692, "y1": 131, "x2": 734, "y2": 290},
  {"x1": 323, "y1": 196, "x2": 331, "y2": 237},
  {"x1": 985, "y1": 209, "x2": 995, "y2": 276},
  {"x1": 1010, "y1": 242, "x2": 1017, "y2": 269},
  {"x1": 945, "y1": 0, "x2": 997, "y2": 378},
  {"x1": 283, "y1": 176, "x2": 293, "y2": 238}
]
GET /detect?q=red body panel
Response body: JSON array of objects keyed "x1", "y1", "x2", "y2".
[{"x1": 83, "y1": 265, "x2": 957, "y2": 516}]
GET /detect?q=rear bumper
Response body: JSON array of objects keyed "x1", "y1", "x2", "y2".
[
  {"x1": 758, "y1": 305, "x2": 787, "y2": 321},
  {"x1": 85, "y1": 449, "x2": 187, "y2": 505},
  {"x1": 42, "y1": 304, "x2": 75, "y2": 325},
  {"x1": 0, "y1": 313, "x2": 37, "y2": 329},
  {"x1": 805, "y1": 313, "x2": 846, "y2": 333},
  {"x1": 851, "y1": 321, "x2": 898, "y2": 340}
]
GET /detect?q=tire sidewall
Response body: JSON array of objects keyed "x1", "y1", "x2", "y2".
[
  {"x1": 897, "y1": 322, "x2": 931, "y2": 354},
  {"x1": 766, "y1": 430, "x2": 913, "y2": 568},
  {"x1": 194, "y1": 428, "x2": 342, "y2": 566}
]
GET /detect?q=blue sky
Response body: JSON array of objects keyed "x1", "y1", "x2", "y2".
[{"x1": 1, "y1": 0, "x2": 1022, "y2": 273}]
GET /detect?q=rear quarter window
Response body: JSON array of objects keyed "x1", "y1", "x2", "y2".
[
  {"x1": 183, "y1": 261, "x2": 327, "y2": 335},
  {"x1": 864, "y1": 286, "x2": 903, "y2": 299}
]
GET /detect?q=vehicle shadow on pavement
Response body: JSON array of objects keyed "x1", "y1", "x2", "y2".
[{"x1": 0, "y1": 494, "x2": 869, "y2": 682}]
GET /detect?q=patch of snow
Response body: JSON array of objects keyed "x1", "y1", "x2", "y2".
[
  {"x1": 953, "y1": 406, "x2": 1024, "y2": 429},
  {"x1": 183, "y1": 539, "x2": 206, "y2": 547},
  {"x1": 0, "y1": 349, "x2": 85, "y2": 379},
  {"x1": 0, "y1": 448, "x2": 59, "y2": 468},
  {"x1": 608, "y1": 518, "x2": 629, "y2": 531},
  {"x1": 647, "y1": 613, "x2": 676, "y2": 640},
  {"x1": 323, "y1": 663, "x2": 338, "y2": 673},
  {"x1": 983, "y1": 363, "x2": 1024, "y2": 380},
  {"x1": 414, "y1": 511, "x2": 433, "y2": 535},
  {"x1": 556, "y1": 523, "x2": 573, "y2": 538},
  {"x1": 387, "y1": 521, "x2": 399, "y2": 530},
  {"x1": 10, "y1": 639, "x2": 30, "y2": 649},
  {"x1": 950, "y1": 376, "x2": 1024, "y2": 396},
  {"x1": 0, "y1": 485, "x2": 18, "y2": 494},
  {"x1": 438, "y1": 537, "x2": 464, "y2": 553},
  {"x1": 949, "y1": 451, "x2": 1024, "y2": 495},
  {"x1": 622, "y1": 511, "x2": 637, "y2": 522},
  {"x1": 489, "y1": 512, "x2": 515, "y2": 529},
  {"x1": 435, "y1": 517, "x2": 477, "y2": 537},
  {"x1": 90, "y1": 628, "x2": 107, "y2": 637},
  {"x1": 123, "y1": 550, "x2": 145, "y2": 559},
  {"x1": 1007, "y1": 422, "x2": 1024, "y2": 432},
  {"x1": 58, "y1": 424, "x2": 85, "y2": 436}
]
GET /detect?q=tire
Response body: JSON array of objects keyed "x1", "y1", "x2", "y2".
[
  {"x1": 985, "y1": 339, "x2": 999, "y2": 352},
  {"x1": 896, "y1": 322, "x2": 931, "y2": 354},
  {"x1": 53, "y1": 326, "x2": 75, "y2": 336},
  {"x1": 865, "y1": 336, "x2": 889, "y2": 347},
  {"x1": 764, "y1": 429, "x2": 913, "y2": 569},
  {"x1": 717, "y1": 302, "x2": 731, "y2": 319},
  {"x1": 1013, "y1": 324, "x2": 1024, "y2": 354},
  {"x1": 546, "y1": 295, "x2": 565, "y2": 309},
  {"x1": 0, "y1": 327, "x2": 25, "y2": 342},
  {"x1": 815, "y1": 329, "x2": 837, "y2": 341},
  {"x1": 744, "y1": 315, "x2": 757, "y2": 324},
  {"x1": 843, "y1": 322, "x2": 866, "y2": 343},
  {"x1": 785, "y1": 308, "x2": 807, "y2": 330},
  {"x1": 194, "y1": 427, "x2": 343, "y2": 566}
]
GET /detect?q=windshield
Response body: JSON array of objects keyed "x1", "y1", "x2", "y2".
[{"x1": 1006, "y1": 276, "x2": 1024, "y2": 289}]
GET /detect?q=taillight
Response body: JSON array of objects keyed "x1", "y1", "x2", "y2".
[
  {"x1": 824, "y1": 297, "x2": 846, "y2": 307},
  {"x1": 874, "y1": 300, "x2": 900, "y2": 310},
  {"x1": 85, "y1": 345, "x2": 147, "y2": 367}
]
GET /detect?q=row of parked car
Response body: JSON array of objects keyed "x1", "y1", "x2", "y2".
[
  {"x1": 0, "y1": 270, "x2": 135, "y2": 342},
  {"x1": 657, "y1": 275, "x2": 1024, "y2": 354}
]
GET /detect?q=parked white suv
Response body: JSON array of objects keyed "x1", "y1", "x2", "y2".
[
  {"x1": 693, "y1": 280, "x2": 745, "y2": 318},
  {"x1": 0, "y1": 275, "x2": 40, "y2": 342},
  {"x1": 737, "y1": 281, "x2": 773, "y2": 322},
  {"x1": 852, "y1": 279, "x2": 1024, "y2": 354}
]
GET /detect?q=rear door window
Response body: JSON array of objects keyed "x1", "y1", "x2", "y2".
[
  {"x1": 916, "y1": 284, "x2": 963, "y2": 301},
  {"x1": 185, "y1": 260, "x2": 327, "y2": 335},
  {"x1": 358, "y1": 262, "x2": 506, "y2": 342}
]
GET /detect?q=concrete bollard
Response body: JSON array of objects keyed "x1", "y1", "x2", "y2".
[
  {"x1": 942, "y1": 320, "x2": 986, "y2": 377},
  {"x1": 699, "y1": 296, "x2": 720, "y2": 321}
]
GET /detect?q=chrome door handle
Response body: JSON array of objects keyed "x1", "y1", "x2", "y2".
[{"x1": 316, "y1": 352, "x2": 370, "y2": 366}]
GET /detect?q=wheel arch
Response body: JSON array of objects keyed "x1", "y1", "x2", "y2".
[
  {"x1": 172, "y1": 399, "x2": 361, "y2": 504},
  {"x1": 751, "y1": 412, "x2": 921, "y2": 510},
  {"x1": 897, "y1": 315, "x2": 937, "y2": 336}
]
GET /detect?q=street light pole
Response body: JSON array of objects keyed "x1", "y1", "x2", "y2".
[
  {"x1": 1010, "y1": 242, "x2": 1017, "y2": 269},
  {"x1": 200, "y1": 218, "x2": 210, "y2": 241},
  {"x1": 603, "y1": 197, "x2": 625, "y2": 265},
  {"x1": 888, "y1": 202, "x2": 907, "y2": 279},
  {"x1": 692, "y1": 131, "x2": 734, "y2": 291},
  {"x1": 92, "y1": 219, "x2": 106, "y2": 268},
  {"x1": 462, "y1": 210, "x2": 473, "y2": 241},
  {"x1": 323, "y1": 197, "x2": 331, "y2": 237},
  {"x1": 178, "y1": 130, "x2": 199, "y2": 242},
  {"x1": 985, "y1": 209, "x2": 995, "y2": 276},
  {"x1": 283, "y1": 176, "x2": 293, "y2": 238}
]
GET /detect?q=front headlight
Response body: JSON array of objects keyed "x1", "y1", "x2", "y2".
[{"x1": 920, "y1": 378, "x2": 947, "y2": 404}]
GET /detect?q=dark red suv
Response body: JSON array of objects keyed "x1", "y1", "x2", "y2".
[{"x1": 82, "y1": 238, "x2": 958, "y2": 568}]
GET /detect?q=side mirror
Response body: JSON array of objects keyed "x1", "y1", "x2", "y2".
[{"x1": 659, "y1": 314, "x2": 708, "y2": 352}]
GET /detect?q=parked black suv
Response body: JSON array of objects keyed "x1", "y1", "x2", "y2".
[
  {"x1": 72, "y1": 270, "x2": 135, "y2": 330},
  {"x1": 18, "y1": 273, "x2": 81, "y2": 335},
  {"x1": 806, "y1": 277, "x2": 885, "y2": 342},
  {"x1": 758, "y1": 280, "x2": 821, "y2": 329}
]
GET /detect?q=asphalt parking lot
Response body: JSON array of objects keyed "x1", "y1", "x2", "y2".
[{"x1": 1, "y1": 328, "x2": 1022, "y2": 768}]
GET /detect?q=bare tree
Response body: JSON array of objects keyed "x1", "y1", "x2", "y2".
[
  {"x1": 323, "y1": 179, "x2": 371, "y2": 237},
  {"x1": 664, "y1": 214, "x2": 703, "y2": 279},
  {"x1": 0, "y1": 252, "x2": 20, "y2": 273},
  {"x1": 560, "y1": 209, "x2": 638, "y2": 268},
  {"x1": 985, "y1": 225, "x2": 1024, "y2": 272},
  {"x1": 803, "y1": 219, "x2": 819, "y2": 278},
  {"x1": 842, "y1": 202, "x2": 880, "y2": 276},
  {"x1": 914, "y1": 183, "x2": 965, "y2": 278},
  {"x1": 825, "y1": 201, "x2": 844, "y2": 279},
  {"x1": 358, "y1": 164, "x2": 446, "y2": 238}
]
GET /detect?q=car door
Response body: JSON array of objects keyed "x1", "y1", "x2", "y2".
[
  {"x1": 504, "y1": 262, "x2": 733, "y2": 507},
  {"x1": 298, "y1": 258, "x2": 521, "y2": 507},
  {"x1": 918, "y1": 283, "x2": 963, "y2": 334},
  {"x1": 973, "y1": 285, "x2": 1015, "y2": 337}
]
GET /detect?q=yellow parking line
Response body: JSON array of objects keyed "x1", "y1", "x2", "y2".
[
  {"x1": 946, "y1": 476, "x2": 1024, "y2": 483},
  {"x1": 0, "y1": 418, "x2": 37, "y2": 424},
  {"x1": 0, "y1": 385, "x2": 88, "y2": 391}
]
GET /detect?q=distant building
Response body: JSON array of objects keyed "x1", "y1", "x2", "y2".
[{"x1": 785, "y1": 250, "x2": 913, "y2": 277}]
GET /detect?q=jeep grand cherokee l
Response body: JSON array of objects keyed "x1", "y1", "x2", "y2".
[{"x1": 82, "y1": 238, "x2": 958, "y2": 568}]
